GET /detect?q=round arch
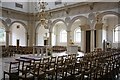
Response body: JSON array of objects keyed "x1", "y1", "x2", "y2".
[
  {"x1": 68, "y1": 16, "x2": 90, "y2": 31},
  {"x1": 36, "y1": 23, "x2": 49, "y2": 46},
  {"x1": 50, "y1": 19, "x2": 66, "y2": 32},
  {"x1": 95, "y1": 11, "x2": 120, "y2": 29},
  {"x1": 35, "y1": 22, "x2": 41, "y2": 33},
  {"x1": 9, "y1": 21, "x2": 27, "y2": 46},
  {"x1": 97, "y1": 11, "x2": 120, "y2": 20},
  {"x1": 0, "y1": 19, "x2": 7, "y2": 45},
  {"x1": 114, "y1": 24, "x2": 120, "y2": 29},
  {"x1": 9, "y1": 21, "x2": 27, "y2": 32},
  {"x1": 35, "y1": 19, "x2": 52, "y2": 32},
  {"x1": 0, "y1": 19, "x2": 8, "y2": 30}
]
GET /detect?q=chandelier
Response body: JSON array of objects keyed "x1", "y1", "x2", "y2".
[{"x1": 37, "y1": 0, "x2": 48, "y2": 28}]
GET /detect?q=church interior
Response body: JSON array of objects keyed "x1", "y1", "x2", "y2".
[{"x1": 0, "y1": 0, "x2": 120, "y2": 80}]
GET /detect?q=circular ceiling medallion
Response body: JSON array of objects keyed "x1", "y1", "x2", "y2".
[
  {"x1": 5, "y1": 18, "x2": 11, "y2": 24},
  {"x1": 88, "y1": 12, "x2": 95, "y2": 20},
  {"x1": 65, "y1": 17, "x2": 70, "y2": 23}
]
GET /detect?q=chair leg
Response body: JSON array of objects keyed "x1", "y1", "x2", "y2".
[
  {"x1": 55, "y1": 72, "x2": 57, "y2": 80},
  {"x1": 3, "y1": 72, "x2": 5, "y2": 80}
]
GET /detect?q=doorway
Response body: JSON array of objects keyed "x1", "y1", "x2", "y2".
[
  {"x1": 86, "y1": 30, "x2": 91, "y2": 53},
  {"x1": 94, "y1": 30, "x2": 96, "y2": 48}
]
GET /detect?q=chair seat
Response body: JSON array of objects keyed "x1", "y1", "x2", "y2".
[
  {"x1": 4, "y1": 70, "x2": 19, "y2": 74},
  {"x1": 19, "y1": 73, "x2": 34, "y2": 79},
  {"x1": 45, "y1": 68, "x2": 55, "y2": 74},
  {"x1": 34, "y1": 70, "x2": 45, "y2": 76}
]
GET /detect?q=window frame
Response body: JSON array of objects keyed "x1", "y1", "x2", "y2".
[
  {"x1": 60, "y1": 30, "x2": 67, "y2": 43},
  {"x1": 0, "y1": 28, "x2": 6, "y2": 42},
  {"x1": 113, "y1": 25, "x2": 120, "y2": 43},
  {"x1": 74, "y1": 27, "x2": 81, "y2": 43}
]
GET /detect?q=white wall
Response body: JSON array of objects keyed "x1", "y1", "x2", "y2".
[
  {"x1": 71, "y1": 20, "x2": 81, "y2": 46},
  {"x1": 9, "y1": 23, "x2": 26, "y2": 46},
  {"x1": 46, "y1": 2, "x2": 77, "y2": 10},
  {"x1": 52, "y1": 22, "x2": 67, "y2": 46},
  {"x1": 37, "y1": 26, "x2": 49, "y2": 46},
  {"x1": 106, "y1": 16, "x2": 118, "y2": 48},
  {"x1": 0, "y1": 22, "x2": 6, "y2": 45},
  {"x1": 2, "y1": 2, "x2": 29, "y2": 12},
  {"x1": 97, "y1": 30, "x2": 102, "y2": 48}
]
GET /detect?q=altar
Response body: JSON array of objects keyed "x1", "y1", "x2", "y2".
[{"x1": 67, "y1": 45, "x2": 78, "y2": 54}]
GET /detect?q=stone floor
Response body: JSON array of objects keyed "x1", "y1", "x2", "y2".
[{"x1": 0, "y1": 51, "x2": 84, "y2": 79}]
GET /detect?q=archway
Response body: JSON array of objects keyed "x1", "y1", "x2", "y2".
[
  {"x1": 52, "y1": 20, "x2": 67, "y2": 46},
  {"x1": 0, "y1": 21, "x2": 6, "y2": 45},
  {"x1": 9, "y1": 22, "x2": 26, "y2": 46},
  {"x1": 70, "y1": 16, "x2": 90, "y2": 52},
  {"x1": 95, "y1": 12, "x2": 119, "y2": 49},
  {"x1": 36, "y1": 24, "x2": 49, "y2": 46}
]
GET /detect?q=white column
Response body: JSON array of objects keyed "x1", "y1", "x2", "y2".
[
  {"x1": 26, "y1": 32, "x2": 29, "y2": 46},
  {"x1": 49, "y1": 32, "x2": 52, "y2": 47},
  {"x1": 56, "y1": 34, "x2": 58, "y2": 46},
  {"x1": 81, "y1": 30, "x2": 85, "y2": 51},
  {"x1": 5, "y1": 30, "x2": 9, "y2": 47},
  {"x1": 98, "y1": 29, "x2": 102, "y2": 48},
  {"x1": 90, "y1": 29, "x2": 95, "y2": 52},
  {"x1": 67, "y1": 30, "x2": 71, "y2": 54},
  {"x1": 35, "y1": 32, "x2": 38, "y2": 46}
]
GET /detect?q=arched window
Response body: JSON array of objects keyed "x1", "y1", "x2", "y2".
[
  {"x1": 0, "y1": 28, "x2": 6, "y2": 42},
  {"x1": 113, "y1": 25, "x2": 120, "y2": 42},
  {"x1": 74, "y1": 28, "x2": 81, "y2": 43},
  {"x1": 60, "y1": 30, "x2": 67, "y2": 42}
]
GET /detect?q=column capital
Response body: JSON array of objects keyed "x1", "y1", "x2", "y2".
[
  {"x1": 66, "y1": 30, "x2": 71, "y2": 32},
  {"x1": 91, "y1": 29, "x2": 95, "y2": 31},
  {"x1": 49, "y1": 31, "x2": 52, "y2": 33},
  {"x1": 35, "y1": 32, "x2": 38, "y2": 34},
  {"x1": 5, "y1": 30, "x2": 10, "y2": 33},
  {"x1": 95, "y1": 22, "x2": 103, "y2": 30}
]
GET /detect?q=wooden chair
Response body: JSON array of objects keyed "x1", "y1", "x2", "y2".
[
  {"x1": 4, "y1": 61, "x2": 20, "y2": 80},
  {"x1": 29, "y1": 62, "x2": 45, "y2": 80},
  {"x1": 18, "y1": 65, "x2": 35, "y2": 80},
  {"x1": 55, "y1": 56, "x2": 65, "y2": 79},
  {"x1": 45, "y1": 57, "x2": 56, "y2": 79},
  {"x1": 16, "y1": 58, "x2": 32, "y2": 75}
]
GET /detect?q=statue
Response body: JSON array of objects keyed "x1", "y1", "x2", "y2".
[{"x1": 69, "y1": 39, "x2": 74, "y2": 45}]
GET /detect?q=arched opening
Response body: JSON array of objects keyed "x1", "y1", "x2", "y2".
[
  {"x1": 9, "y1": 23, "x2": 26, "y2": 46},
  {"x1": 113, "y1": 25, "x2": 120, "y2": 43},
  {"x1": 74, "y1": 28, "x2": 81, "y2": 43},
  {"x1": 96, "y1": 14, "x2": 118, "y2": 49},
  {"x1": 60, "y1": 30, "x2": 67, "y2": 43},
  {"x1": 0, "y1": 22, "x2": 6, "y2": 45},
  {"x1": 36, "y1": 25, "x2": 49, "y2": 46},
  {"x1": 71, "y1": 19, "x2": 81, "y2": 45},
  {"x1": 70, "y1": 17, "x2": 89, "y2": 52},
  {"x1": 52, "y1": 21, "x2": 67, "y2": 46}
]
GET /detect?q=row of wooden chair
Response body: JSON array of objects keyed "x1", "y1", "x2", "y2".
[
  {"x1": 52, "y1": 46, "x2": 67, "y2": 53},
  {"x1": 3, "y1": 50, "x2": 120, "y2": 80}
]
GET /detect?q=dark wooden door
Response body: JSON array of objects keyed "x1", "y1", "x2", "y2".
[
  {"x1": 86, "y1": 31, "x2": 91, "y2": 53},
  {"x1": 44, "y1": 40, "x2": 48, "y2": 45},
  {"x1": 94, "y1": 30, "x2": 96, "y2": 48}
]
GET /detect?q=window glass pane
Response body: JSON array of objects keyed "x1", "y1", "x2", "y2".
[
  {"x1": 60, "y1": 30, "x2": 67, "y2": 42},
  {"x1": 114, "y1": 26, "x2": 120, "y2": 42},
  {"x1": 0, "y1": 28, "x2": 5, "y2": 42},
  {"x1": 74, "y1": 28, "x2": 81, "y2": 43}
]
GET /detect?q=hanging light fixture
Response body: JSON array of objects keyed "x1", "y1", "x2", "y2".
[{"x1": 37, "y1": 0, "x2": 49, "y2": 28}]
